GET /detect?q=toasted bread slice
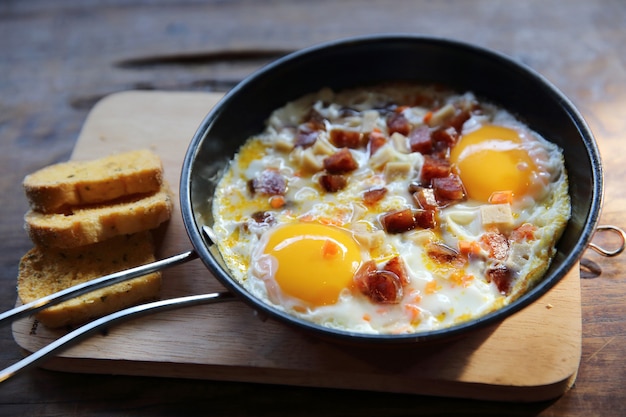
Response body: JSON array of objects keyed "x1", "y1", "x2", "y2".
[
  {"x1": 23, "y1": 149, "x2": 163, "y2": 214},
  {"x1": 18, "y1": 232, "x2": 161, "y2": 328},
  {"x1": 25, "y1": 184, "x2": 173, "y2": 248}
]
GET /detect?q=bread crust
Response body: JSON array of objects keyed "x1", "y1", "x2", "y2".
[
  {"x1": 23, "y1": 149, "x2": 163, "y2": 214},
  {"x1": 25, "y1": 184, "x2": 173, "y2": 248},
  {"x1": 18, "y1": 232, "x2": 162, "y2": 328}
]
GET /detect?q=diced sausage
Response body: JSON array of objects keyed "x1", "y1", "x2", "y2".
[
  {"x1": 367, "y1": 131, "x2": 387, "y2": 156},
  {"x1": 409, "y1": 125, "x2": 432, "y2": 154},
  {"x1": 363, "y1": 187, "x2": 388, "y2": 205},
  {"x1": 432, "y1": 174, "x2": 466, "y2": 202},
  {"x1": 387, "y1": 112, "x2": 411, "y2": 136},
  {"x1": 480, "y1": 231, "x2": 510, "y2": 261},
  {"x1": 425, "y1": 242, "x2": 465, "y2": 267},
  {"x1": 380, "y1": 209, "x2": 418, "y2": 234},
  {"x1": 319, "y1": 174, "x2": 348, "y2": 193},
  {"x1": 303, "y1": 109, "x2": 326, "y2": 130},
  {"x1": 431, "y1": 126, "x2": 458, "y2": 147},
  {"x1": 486, "y1": 263, "x2": 513, "y2": 294},
  {"x1": 354, "y1": 260, "x2": 403, "y2": 304},
  {"x1": 323, "y1": 148, "x2": 358, "y2": 174},
  {"x1": 447, "y1": 109, "x2": 471, "y2": 133},
  {"x1": 294, "y1": 128, "x2": 319, "y2": 148},
  {"x1": 420, "y1": 155, "x2": 451, "y2": 185},
  {"x1": 329, "y1": 129, "x2": 363, "y2": 149},
  {"x1": 414, "y1": 209, "x2": 437, "y2": 229},
  {"x1": 250, "y1": 211, "x2": 275, "y2": 224},
  {"x1": 249, "y1": 169, "x2": 287, "y2": 196},
  {"x1": 510, "y1": 223, "x2": 537, "y2": 242},
  {"x1": 383, "y1": 256, "x2": 410, "y2": 286},
  {"x1": 412, "y1": 186, "x2": 438, "y2": 210}
]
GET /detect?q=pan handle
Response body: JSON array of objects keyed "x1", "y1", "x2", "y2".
[
  {"x1": 0, "y1": 250, "x2": 199, "y2": 327},
  {"x1": 0, "y1": 291, "x2": 236, "y2": 384},
  {"x1": 587, "y1": 224, "x2": 626, "y2": 257}
]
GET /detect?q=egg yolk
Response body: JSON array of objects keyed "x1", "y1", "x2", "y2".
[
  {"x1": 263, "y1": 222, "x2": 362, "y2": 307},
  {"x1": 450, "y1": 125, "x2": 537, "y2": 202}
]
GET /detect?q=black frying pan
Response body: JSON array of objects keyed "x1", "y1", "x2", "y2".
[{"x1": 180, "y1": 34, "x2": 604, "y2": 345}]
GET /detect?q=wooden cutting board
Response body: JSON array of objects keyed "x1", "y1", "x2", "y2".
[{"x1": 12, "y1": 91, "x2": 582, "y2": 402}]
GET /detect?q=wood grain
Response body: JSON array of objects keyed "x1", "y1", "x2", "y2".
[
  {"x1": 1, "y1": 1, "x2": 625, "y2": 415},
  {"x1": 11, "y1": 91, "x2": 583, "y2": 402}
]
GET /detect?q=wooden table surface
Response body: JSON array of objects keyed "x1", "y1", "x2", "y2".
[{"x1": 1, "y1": 1, "x2": 625, "y2": 415}]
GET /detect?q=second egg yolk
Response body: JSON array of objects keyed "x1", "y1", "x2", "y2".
[
  {"x1": 263, "y1": 222, "x2": 362, "y2": 307},
  {"x1": 450, "y1": 125, "x2": 537, "y2": 202}
]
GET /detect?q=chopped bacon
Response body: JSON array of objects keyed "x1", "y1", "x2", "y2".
[
  {"x1": 367, "y1": 130, "x2": 387, "y2": 156},
  {"x1": 412, "y1": 186, "x2": 438, "y2": 210},
  {"x1": 480, "y1": 231, "x2": 510, "y2": 261},
  {"x1": 381, "y1": 209, "x2": 418, "y2": 234},
  {"x1": 386, "y1": 112, "x2": 411, "y2": 136},
  {"x1": 329, "y1": 129, "x2": 363, "y2": 149},
  {"x1": 432, "y1": 174, "x2": 466, "y2": 203},
  {"x1": 323, "y1": 148, "x2": 358, "y2": 174},
  {"x1": 363, "y1": 187, "x2": 388, "y2": 205},
  {"x1": 383, "y1": 256, "x2": 410, "y2": 286},
  {"x1": 249, "y1": 169, "x2": 287, "y2": 196},
  {"x1": 486, "y1": 263, "x2": 513, "y2": 294},
  {"x1": 354, "y1": 261, "x2": 403, "y2": 304},
  {"x1": 420, "y1": 155, "x2": 451, "y2": 185},
  {"x1": 319, "y1": 174, "x2": 347, "y2": 193},
  {"x1": 408, "y1": 125, "x2": 432, "y2": 154},
  {"x1": 414, "y1": 209, "x2": 437, "y2": 229}
]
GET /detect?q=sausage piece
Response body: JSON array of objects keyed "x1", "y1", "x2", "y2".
[
  {"x1": 387, "y1": 112, "x2": 411, "y2": 136},
  {"x1": 367, "y1": 130, "x2": 387, "y2": 156},
  {"x1": 486, "y1": 263, "x2": 513, "y2": 294},
  {"x1": 330, "y1": 129, "x2": 363, "y2": 149},
  {"x1": 409, "y1": 125, "x2": 433, "y2": 154},
  {"x1": 420, "y1": 155, "x2": 451, "y2": 185},
  {"x1": 412, "y1": 186, "x2": 438, "y2": 210},
  {"x1": 319, "y1": 174, "x2": 348, "y2": 193},
  {"x1": 249, "y1": 169, "x2": 287, "y2": 196},
  {"x1": 380, "y1": 209, "x2": 418, "y2": 234},
  {"x1": 354, "y1": 260, "x2": 403, "y2": 304},
  {"x1": 383, "y1": 256, "x2": 410, "y2": 286},
  {"x1": 363, "y1": 187, "x2": 388, "y2": 205},
  {"x1": 323, "y1": 148, "x2": 359, "y2": 174},
  {"x1": 480, "y1": 231, "x2": 510, "y2": 261},
  {"x1": 432, "y1": 174, "x2": 466, "y2": 202}
]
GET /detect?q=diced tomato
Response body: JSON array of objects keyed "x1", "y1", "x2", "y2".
[{"x1": 458, "y1": 240, "x2": 481, "y2": 256}]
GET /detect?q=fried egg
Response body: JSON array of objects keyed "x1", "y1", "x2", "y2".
[{"x1": 211, "y1": 84, "x2": 570, "y2": 334}]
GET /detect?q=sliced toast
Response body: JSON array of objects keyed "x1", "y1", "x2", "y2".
[
  {"x1": 23, "y1": 149, "x2": 163, "y2": 214},
  {"x1": 18, "y1": 232, "x2": 162, "y2": 328},
  {"x1": 25, "y1": 184, "x2": 173, "y2": 248}
]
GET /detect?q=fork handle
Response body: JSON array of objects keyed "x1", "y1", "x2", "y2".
[
  {"x1": 0, "y1": 291, "x2": 235, "y2": 383},
  {"x1": 0, "y1": 250, "x2": 199, "y2": 326}
]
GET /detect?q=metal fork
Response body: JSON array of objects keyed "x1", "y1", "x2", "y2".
[{"x1": 0, "y1": 291, "x2": 235, "y2": 383}]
